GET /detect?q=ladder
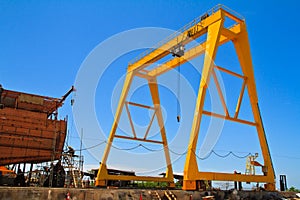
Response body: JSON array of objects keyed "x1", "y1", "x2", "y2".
[{"x1": 63, "y1": 153, "x2": 82, "y2": 188}]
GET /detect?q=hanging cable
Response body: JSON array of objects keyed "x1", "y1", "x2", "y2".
[
  {"x1": 110, "y1": 143, "x2": 142, "y2": 151},
  {"x1": 172, "y1": 36, "x2": 184, "y2": 122},
  {"x1": 212, "y1": 150, "x2": 232, "y2": 158},
  {"x1": 177, "y1": 60, "x2": 181, "y2": 122},
  {"x1": 230, "y1": 151, "x2": 252, "y2": 159},
  {"x1": 70, "y1": 135, "x2": 252, "y2": 159},
  {"x1": 176, "y1": 35, "x2": 181, "y2": 122},
  {"x1": 168, "y1": 147, "x2": 187, "y2": 156},
  {"x1": 140, "y1": 144, "x2": 162, "y2": 152},
  {"x1": 74, "y1": 141, "x2": 106, "y2": 151},
  {"x1": 193, "y1": 149, "x2": 214, "y2": 160},
  {"x1": 71, "y1": 89, "x2": 76, "y2": 106},
  {"x1": 65, "y1": 91, "x2": 75, "y2": 150},
  {"x1": 193, "y1": 150, "x2": 252, "y2": 160}
]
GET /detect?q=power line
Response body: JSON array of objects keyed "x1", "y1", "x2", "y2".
[
  {"x1": 140, "y1": 144, "x2": 162, "y2": 152},
  {"x1": 110, "y1": 143, "x2": 142, "y2": 151},
  {"x1": 75, "y1": 139, "x2": 252, "y2": 161},
  {"x1": 75, "y1": 140, "x2": 300, "y2": 162},
  {"x1": 193, "y1": 150, "x2": 252, "y2": 160},
  {"x1": 168, "y1": 148, "x2": 187, "y2": 156},
  {"x1": 74, "y1": 141, "x2": 106, "y2": 151}
]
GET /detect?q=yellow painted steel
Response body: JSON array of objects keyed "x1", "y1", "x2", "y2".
[
  {"x1": 182, "y1": 16, "x2": 225, "y2": 190},
  {"x1": 96, "y1": 71, "x2": 175, "y2": 187},
  {"x1": 96, "y1": 5, "x2": 275, "y2": 190}
]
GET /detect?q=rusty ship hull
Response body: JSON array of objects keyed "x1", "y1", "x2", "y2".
[{"x1": 0, "y1": 89, "x2": 68, "y2": 165}]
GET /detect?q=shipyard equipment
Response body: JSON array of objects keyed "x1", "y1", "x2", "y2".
[{"x1": 96, "y1": 5, "x2": 275, "y2": 190}]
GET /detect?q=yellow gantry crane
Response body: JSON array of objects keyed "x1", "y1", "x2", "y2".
[{"x1": 95, "y1": 5, "x2": 276, "y2": 190}]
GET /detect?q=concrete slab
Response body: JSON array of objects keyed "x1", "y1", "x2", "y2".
[{"x1": 0, "y1": 187, "x2": 294, "y2": 200}]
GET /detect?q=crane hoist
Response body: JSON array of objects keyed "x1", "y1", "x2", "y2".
[{"x1": 95, "y1": 4, "x2": 276, "y2": 191}]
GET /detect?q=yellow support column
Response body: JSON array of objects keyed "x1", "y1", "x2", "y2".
[
  {"x1": 233, "y1": 23, "x2": 275, "y2": 190},
  {"x1": 148, "y1": 78, "x2": 175, "y2": 187},
  {"x1": 96, "y1": 71, "x2": 134, "y2": 187},
  {"x1": 96, "y1": 72, "x2": 175, "y2": 187},
  {"x1": 183, "y1": 17, "x2": 224, "y2": 190}
]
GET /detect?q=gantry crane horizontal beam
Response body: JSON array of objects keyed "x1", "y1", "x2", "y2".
[
  {"x1": 128, "y1": 8, "x2": 241, "y2": 73},
  {"x1": 147, "y1": 24, "x2": 241, "y2": 77},
  {"x1": 193, "y1": 172, "x2": 274, "y2": 183},
  {"x1": 128, "y1": 6, "x2": 243, "y2": 74},
  {"x1": 114, "y1": 135, "x2": 163, "y2": 144}
]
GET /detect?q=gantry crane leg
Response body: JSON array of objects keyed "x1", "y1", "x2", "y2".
[
  {"x1": 233, "y1": 24, "x2": 275, "y2": 190},
  {"x1": 95, "y1": 72, "x2": 174, "y2": 187},
  {"x1": 183, "y1": 16, "x2": 275, "y2": 191},
  {"x1": 183, "y1": 18, "x2": 224, "y2": 191},
  {"x1": 148, "y1": 78, "x2": 175, "y2": 187},
  {"x1": 96, "y1": 71, "x2": 134, "y2": 187}
]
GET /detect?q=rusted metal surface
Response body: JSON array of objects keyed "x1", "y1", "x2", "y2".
[
  {"x1": 0, "y1": 89, "x2": 68, "y2": 165},
  {"x1": 1, "y1": 89, "x2": 62, "y2": 115}
]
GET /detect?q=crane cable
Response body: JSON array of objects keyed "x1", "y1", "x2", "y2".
[
  {"x1": 176, "y1": 36, "x2": 181, "y2": 122},
  {"x1": 177, "y1": 61, "x2": 181, "y2": 122},
  {"x1": 64, "y1": 91, "x2": 76, "y2": 150}
]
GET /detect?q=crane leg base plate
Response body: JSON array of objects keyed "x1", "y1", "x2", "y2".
[
  {"x1": 95, "y1": 180, "x2": 106, "y2": 187},
  {"x1": 182, "y1": 180, "x2": 196, "y2": 191}
]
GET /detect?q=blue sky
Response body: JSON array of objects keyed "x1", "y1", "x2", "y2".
[{"x1": 1, "y1": 1, "x2": 300, "y2": 189}]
